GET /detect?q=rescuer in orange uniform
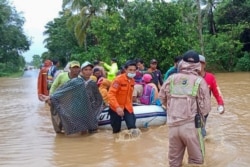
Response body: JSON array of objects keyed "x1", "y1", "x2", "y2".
[
  {"x1": 108, "y1": 60, "x2": 137, "y2": 133},
  {"x1": 37, "y1": 59, "x2": 52, "y2": 101}
]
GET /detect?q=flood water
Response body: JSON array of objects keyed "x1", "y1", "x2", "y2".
[{"x1": 0, "y1": 70, "x2": 249, "y2": 167}]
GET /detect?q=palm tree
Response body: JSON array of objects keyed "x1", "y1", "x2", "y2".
[{"x1": 62, "y1": 0, "x2": 105, "y2": 50}]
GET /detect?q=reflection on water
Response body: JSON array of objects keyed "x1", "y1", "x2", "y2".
[{"x1": 0, "y1": 71, "x2": 250, "y2": 167}]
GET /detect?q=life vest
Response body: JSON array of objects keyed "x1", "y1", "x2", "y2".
[
  {"x1": 167, "y1": 75, "x2": 202, "y2": 124},
  {"x1": 170, "y1": 76, "x2": 202, "y2": 96}
]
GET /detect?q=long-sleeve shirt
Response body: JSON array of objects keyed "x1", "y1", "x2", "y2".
[
  {"x1": 108, "y1": 73, "x2": 135, "y2": 113},
  {"x1": 203, "y1": 72, "x2": 224, "y2": 105},
  {"x1": 164, "y1": 66, "x2": 177, "y2": 81},
  {"x1": 49, "y1": 72, "x2": 70, "y2": 95}
]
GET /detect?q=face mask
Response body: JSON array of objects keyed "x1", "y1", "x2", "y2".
[{"x1": 127, "y1": 72, "x2": 136, "y2": 78}]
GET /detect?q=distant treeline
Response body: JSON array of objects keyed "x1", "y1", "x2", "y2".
[{"x1": 2, "y1": 0, "x2": 250, "y2": 75}]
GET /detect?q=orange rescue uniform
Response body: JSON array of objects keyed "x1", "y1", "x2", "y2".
[{"x1": 108, "y1": 73, "x2": 135, "y2": 113}]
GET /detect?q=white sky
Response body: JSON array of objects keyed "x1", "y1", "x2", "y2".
[{"x1": 11, "y1": 0, "x2": 62, "y2": 62}]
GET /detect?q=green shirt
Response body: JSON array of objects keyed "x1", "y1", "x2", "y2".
[{"x1": 49, "y1": 72, "x2": 70, "y2": 95}]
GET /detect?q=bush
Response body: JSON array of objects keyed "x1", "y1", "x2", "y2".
[
  {"x1": 234, "y1": 52, "x2": 250, "y2": 71},
  {"x1": 0, "y1": 72, "x2": 8, "y2": 77},
  {"x1": 0, "y1": 62, "x2": 23, "y2": 77}
]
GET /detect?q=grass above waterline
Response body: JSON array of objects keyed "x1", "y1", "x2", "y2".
[{"x1": 0, "y1": 71, "x2": 24, "y2": 78}]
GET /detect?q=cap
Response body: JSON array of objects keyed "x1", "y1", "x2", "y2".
[
  {"x1": 81, "y1": 61, "x2": 94, "y2": 69},
  {"x1": 150, "y1": 59, "x2": 158, "y2": 64},
  {"x1": 182, "y1": 50, "x2": 199, "y2": 63},
  {"x1": 70, "y1": 61, "x2": 80, "y2": 68},
  {"x1": 142, "y1": 74, "x2": 152, "y2": 83},
  {"x1": 199, "y1": 55, "x2": 206, "y2": 63}
]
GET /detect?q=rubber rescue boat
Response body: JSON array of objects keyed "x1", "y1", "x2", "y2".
[{"x1": 98, "y1": 104, "x2": 167, "y2": 130}]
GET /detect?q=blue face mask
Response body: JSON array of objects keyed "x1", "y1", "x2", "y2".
[{"x1": 127, "y1": 72, "x2": 136, "y2": 78}]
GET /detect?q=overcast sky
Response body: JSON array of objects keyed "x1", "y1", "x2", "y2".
[{"x1": 11, "y1": 0, "x2": 62, "y2": 62}]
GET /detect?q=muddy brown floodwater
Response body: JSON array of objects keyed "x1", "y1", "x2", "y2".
[{"x1": 0, "y1": 70, "x2": 249, "y2": 167}]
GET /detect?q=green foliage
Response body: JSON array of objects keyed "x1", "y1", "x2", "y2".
[
  {"x1": 215, "y1": 0, "x2": 250, "y2": 25},
  {"x1": 203, "y1": 35, "x2": 242, "y2": 72},
  {"x1": 43, "y1": 10, "x2": 81, "y2": 66},
  {"x1": 0, "y1": 0, "x2": 30, "y2": 74},
  {"x1": 203, "y1": 23, "x2": 249, "y2": 71},
  {"x1": 235, "y1": 52, "x2": 250, "y2": 71},
  {"x1": 42, "y1": 0, "x2": 250, "y2": 72},
  {"x1": 89, "y1": 1, "x2": 199, "y2": 71},
  {"x1": 0, "y1": 63, "x2": 7, "y2": 76},
  {"x1": 0, "y1": 54, "x2": 26, "y2": 76},
  {"x1": 62, "y1": 0, "x2": 107, "y2": 49},
  {"x1": 31, "y1": 54, "x2": 42, "y2": 68}
]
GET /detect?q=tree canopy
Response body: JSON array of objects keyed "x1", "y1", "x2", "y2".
[
  {"x1": 4, "y1": 0, "x2": 250, "y2": 72},
  {"x1": 0, "y1": 0, "x2": 30, "y2": 76}
]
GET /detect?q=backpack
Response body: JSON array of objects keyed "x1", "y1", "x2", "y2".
[{"x1": 140, "y1": 84, "x2": 155, "y2": 105}]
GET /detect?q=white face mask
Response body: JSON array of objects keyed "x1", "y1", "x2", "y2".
[{"x1": 127, "y1": 72, "x2": 136, "y2": 78}]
